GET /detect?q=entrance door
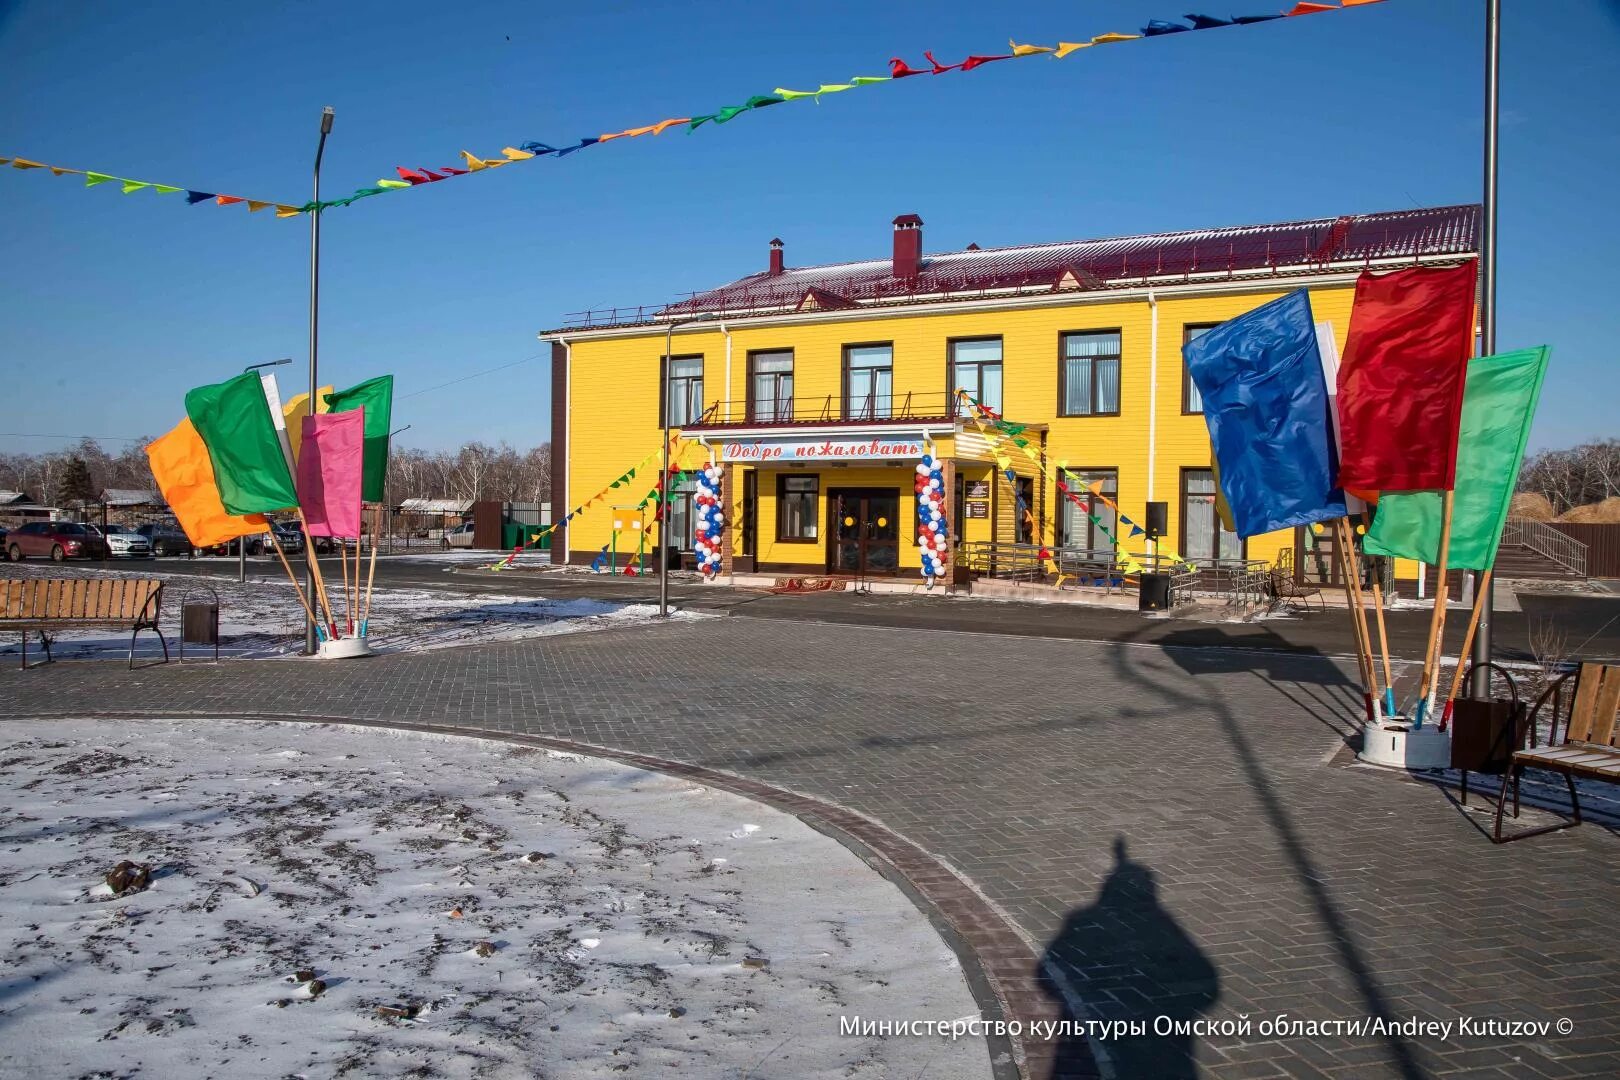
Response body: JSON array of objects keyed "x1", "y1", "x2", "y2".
[{"x1": 828, "y1": 488, "x2": 900, "y2": 575}]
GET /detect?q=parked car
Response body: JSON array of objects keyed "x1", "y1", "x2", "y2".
[
  {"x1": 6, "y1": 521, "x2": 110, "y2": 562},
  {"x1": 97, "y1": 523, "x2": 152, "y2": 559},
  {"x1": 268, "y1": 523, "x2": 305, "y2": 555},
  {"x1": 136, "y1": 522, "x2": 194, "y2": 557},
  {"x1": 443, "y1": 522, "x2": 477, "y2": 549}
]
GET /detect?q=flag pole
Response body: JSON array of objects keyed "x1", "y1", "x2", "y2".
[
  {"x1": 1415, "y1": 490, "x2": 1458, "y2": 725},
  {"x1": 1368, "y1": 556, "x2": 1396, "y2": 716},
  {"x1": 295, "y1": 508, "x2": 339, "y2": 638},
  {"x1": 264, "y1": 528, "x2": 322, "y2": 637},
  {"x1": 1334, "y1": 514, "x2": 1373, "y2": 709},
  {"x1": 362, "y1": 507, "x2": 380, "y2": 635},
  {"x1": 1443, "y1": 569, "x2": 1492, "y2": 725},
  {"x1": 1333, "y1": 519, "x2": 1377, "y2": 722},
  {"x1": 339, "y1": 532, "x2": 353, "y2": 635}
]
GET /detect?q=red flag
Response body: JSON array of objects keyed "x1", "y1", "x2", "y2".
[{"x1": 1336, "y1": 261, "x2": 1477, "y2": 491}]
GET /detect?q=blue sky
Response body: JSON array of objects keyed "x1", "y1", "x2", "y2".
[{"x1": 2, "y1": 0, "x2": 1615, "y2": 457}]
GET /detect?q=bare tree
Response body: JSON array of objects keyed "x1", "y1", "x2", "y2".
[{"x1": 1520, "y1": 439, "x2": 1620, "y2": 513}]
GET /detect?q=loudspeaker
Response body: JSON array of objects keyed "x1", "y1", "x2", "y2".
[
  {"x1": 1144, "y1": 501, "x2": 1168, "y2": 540},
  {"x1": 1138, "y1": 573, "x2": 1172, "y2": 611}
]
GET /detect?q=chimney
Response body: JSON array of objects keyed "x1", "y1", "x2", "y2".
[
  {"x1": 768, "y1": 238, "x2": 784, "y2": 277},
  {"x1": 892, "y1": 213, "x2": 923, "y2": 280}
]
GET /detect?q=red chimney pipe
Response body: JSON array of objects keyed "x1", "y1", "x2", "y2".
[
  {"x1": 892, "y1": 214, "x2": 922, "y2": 280},
  {"x1": 768, "y1": 238, "x2": 784, "y2": 277}
]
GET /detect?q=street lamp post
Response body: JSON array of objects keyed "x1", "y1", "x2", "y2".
[
  {"x1": 305, "y1": 105, "x2": 334, "y2": 655},
  {"x1": 240, "y1": 357, "x2": 292, "y2": 583},
  {"x1": 1469, "y1": 0, "x2": 1500, "y2": 698},
  {"x1": 385, "y1": 424, "x2": 410, "y2": 554}
]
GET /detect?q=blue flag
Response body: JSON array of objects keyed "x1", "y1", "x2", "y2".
[{"x1": 1183, "y1": 290, "x2": 1346, "y2": 538}]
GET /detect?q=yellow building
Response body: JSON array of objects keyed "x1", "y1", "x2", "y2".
[{"x1": 542, "y1": 205, "x2": 1478, "y2": 588}]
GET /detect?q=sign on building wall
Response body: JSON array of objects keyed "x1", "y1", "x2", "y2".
[
  {"x1": 966, "y1": 500, "x2": 990, "y2": 519},
  {"x1": 965, "y1": 480, "x2": 991, "y2": 499},
  {"x1": 721, "y1": 436, "x2": 926, "y2": 463}
]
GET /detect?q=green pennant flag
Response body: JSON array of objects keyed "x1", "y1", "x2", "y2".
[
  {"x1": 323, "y1": 375, "x2": 394, "y2": 502},
  {"x1": 184, "y1": 371, "x2": 299, "y2": 515},
  {"x1": 1364, "y1": 346, "x2": 1549, "y2": 570}
]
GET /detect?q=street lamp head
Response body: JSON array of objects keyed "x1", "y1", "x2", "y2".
[{"x1": 320, "y1": 106, "x2": 335, "y2": 134}]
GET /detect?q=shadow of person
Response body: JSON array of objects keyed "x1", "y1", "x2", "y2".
[{"x1": 1037, "y1": 836, "x2": 1218, "y2": 1080}]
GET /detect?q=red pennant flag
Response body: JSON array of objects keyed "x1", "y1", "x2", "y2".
[
  {"x1": 924, "y1": 51, "x2": 963, "y2": 74},
  {"x1": 960, "y1": 54, "x2": 1013, "y2": 71},
  {"x1": 396, "y1": 167, "x2": 431, "y2": 185},
  {"x1": 889, "y1": 57, "x2": 925, "y2": 78},
  {"x1": 1336, "y1": 261, "x2": 1477, "y2": 491}
]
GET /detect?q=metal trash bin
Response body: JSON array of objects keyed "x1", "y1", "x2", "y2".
[
  {"x1": 1138, "y1": 573, "x2": 1172, "y2": 611},
  {"x1": 181, "y1": 601, "x2": 219, "y2": 662}
]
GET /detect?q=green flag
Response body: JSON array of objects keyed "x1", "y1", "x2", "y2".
[
  {"x1": 184, "y1": 371, "x2": 299, "y2": 515},
  {"x1": 323, "y1": 375, "x2": 394, "y2": 502},
  {"x1": 1364, "y1": 346, "x2": 1549, "y2": 569}
]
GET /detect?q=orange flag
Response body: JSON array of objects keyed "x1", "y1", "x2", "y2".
[{"x1": 146, "y1": 418, "x2": 268, "y2": 548}]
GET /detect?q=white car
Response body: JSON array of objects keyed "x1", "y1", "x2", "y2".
[
  {"x1": 443, "y1": 522, "x2": 477, "y2": 548},
  {"x1": 97, "y1": 524, "x2": 152, "y2": 559}
]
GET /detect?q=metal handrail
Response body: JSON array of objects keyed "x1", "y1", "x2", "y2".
[
  {"x1": 685, "y1": 392, "x2": 961, "y2": 428},
  {"x1": 1502, "y1": 519, "x2": 1587, "y2": 577}
]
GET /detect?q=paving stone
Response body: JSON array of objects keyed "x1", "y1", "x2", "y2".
[{"x1": 1, "y1": 615, "x2": 1616, "y2": 1078}]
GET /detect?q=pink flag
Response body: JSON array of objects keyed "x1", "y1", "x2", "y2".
[{"x1": 297, "y1": 410, "x2": 364, "y2": 537}]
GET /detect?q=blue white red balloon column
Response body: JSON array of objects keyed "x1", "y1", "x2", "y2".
[
  {"x1": 914, "y1": 454, "x2": 949, "y2": 586},
  {"x1": 693, "y1": 462, "x2": 724, "y2": 578}
]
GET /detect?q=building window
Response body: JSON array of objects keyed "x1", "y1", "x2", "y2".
[
  {"x1": 844, "y1": 344, "x2": 893, "y2": 420},
  {"x1": 950, "y1": 338, "x2": 1003, "y2": 414},
  {"x1": 664, "y1": 476, "x2": 697, "y2": 550},
  {"x1": 1183, "y1": 324, "x2": 1217, "y2": 414},
  {"x1": 1060, "y1": 468, "x2": 1117, "y2": 551},
  {"x1": 748, "y1": 350, "x2": 794, "y2": 422},
  {"x1": 1182, "y1": 468, "x2": 1242, "y2": 563},
  {"x1": 1059, "y1": 331, "x2": 1121, "y2": 417},
  {"x1": 776, "y1": 474, "x2": 819, "y2": 541},
  {"x1": 662, "y1": 356, "x2": 705, "y2": 427}
]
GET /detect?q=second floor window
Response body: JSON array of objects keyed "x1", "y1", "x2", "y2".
[
  {"x1": 1060, "y1": 330, "x2": 1121, "y2": 417},
  {"x1": 749, "y1": 351, "x2": 793, "y2": 422},
  {"x1": 950, "y1": 338, "x2": 1003, "y2": 414},
  {"x1": 1183, "y1": 324, "x2": 1216, "y2": 414},
  {"x1": 845, "y1": 344, "x2": 893, "y2": 420},
  {"x1": 663, "y1": 356, "x2": 704, "y2": 426}
]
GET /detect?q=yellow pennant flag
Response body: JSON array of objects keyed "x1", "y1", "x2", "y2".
[
  {"x1": 274, "y1": 204, "x2": 302, "y2": 218},
  {"x1": 1010, "y1": 40, "x2": 1055, "y2": 56},
  {"x1": 10, "y1": 158, "x2": 46, "y2": 170},
  {"x1": 146, "y1": 418, "x2": 268, "y2": 549},
  {"x1": 1091, "y1": 32, "x2": 1140, "y2": 45},
  {"x1": 282, "y1": 384, "x2": 334, "y2": 464},
  {"x1": 501, "y1": 147, "x2": 535, "y2": 160},
  {"x1": 376, "y1": 179, "x2": 410, "y2": 189},
  {"x1": 246, "y1": 200, "x2": 273, "y2": 212},
  {"x1": 50, "y1": 166, "x2": 82, "y2": 177},
  {"x1": 1054, "y1": 41, "x2": 1090, "y2": 58},
  {"x1": 773, "y1": 88, "x2": 818, "y2": 101}
]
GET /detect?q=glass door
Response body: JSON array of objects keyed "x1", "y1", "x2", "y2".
[{"x1": 828, "y1": 489, "x2": 901, "y2": 575}]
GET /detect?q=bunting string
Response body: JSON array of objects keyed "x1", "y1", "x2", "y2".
[
  {"x1": 2, "y1": 2, "x2": 1384, "y2": 222},
  {"x1": 487, "y1": 440, "x2": 685, "y2": 571}
]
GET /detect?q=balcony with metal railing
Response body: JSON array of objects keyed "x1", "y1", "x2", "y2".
[{"x1": 682, "y1": 391, "x2": 965, "y2": 431}]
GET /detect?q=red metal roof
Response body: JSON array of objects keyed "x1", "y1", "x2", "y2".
[{"x1": 556, "y1": 204, "x2": 1478, "y2": 331}]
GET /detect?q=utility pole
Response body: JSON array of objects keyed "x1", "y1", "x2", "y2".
[
  {"x1": 1470, "y1": 0, "x2": 1500, "y2": 698},
  {"x1": 306, "y1": 106, "x2": 333, "y2": 654}
]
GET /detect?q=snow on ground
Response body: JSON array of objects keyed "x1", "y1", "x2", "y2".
[
  {"x1": 0, "y1": 719, "x2": 987, "y2": 1079},
  {"x1": 0, "y1": 564, "x2": 700, "y2": 661}
]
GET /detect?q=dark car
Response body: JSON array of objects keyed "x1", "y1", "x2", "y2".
[
  {"x1": 137, "y1": 522, "x2": 194, "y2": 557},
  {"x1": 6, "y1": 521, "x2": 110, "y2": 562}
]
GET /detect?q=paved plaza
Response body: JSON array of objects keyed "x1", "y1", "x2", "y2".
[{"x1": 2, "y1": 609, "x2": 1616, "y2": 1079}]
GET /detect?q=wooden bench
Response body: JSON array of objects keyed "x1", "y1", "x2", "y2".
[
  {"x1": 1493, "y1": 661, "x2": 1620, "y2": 842},
  {"x1": 0, "y1": 578, "x2": 167, "y2": 669}
]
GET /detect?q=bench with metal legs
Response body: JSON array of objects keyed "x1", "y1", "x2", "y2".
[{"x1": 1493, "y1": 664, "x2": 1620, "y2": 843}]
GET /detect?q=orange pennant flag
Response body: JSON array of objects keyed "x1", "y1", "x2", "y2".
[
  {"x1": 10, "y1": 158, "x2": 46, "y2": 170},
  {"x1": 1286, "y1": 1, "x2": 1339, "y2": 13},
  {"x1": 215, "y1": 195, "x2": 244, "y2": 206},
  {"x1": 649, "y1": 118, "x2": 689, "y2": 135},
  {"x1": 146, "y1": 418, "x2": 268, "y2": 549}
]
